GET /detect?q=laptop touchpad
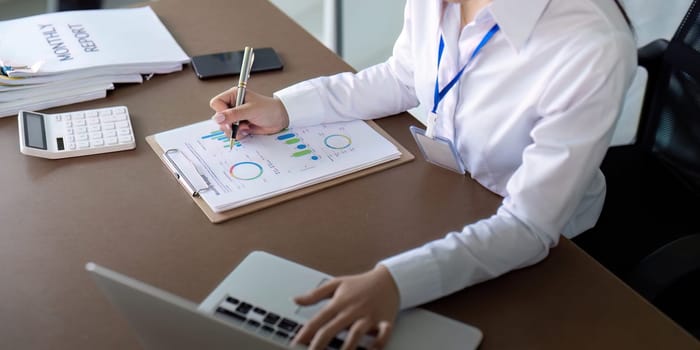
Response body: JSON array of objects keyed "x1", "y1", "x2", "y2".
[{"x1": 295, "y1": 278, "x2": 330, "y2": 319}]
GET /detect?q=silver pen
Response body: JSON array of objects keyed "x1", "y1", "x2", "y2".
[{"x1": 230, "y1": 46, "x2": 255, "y2": 149}]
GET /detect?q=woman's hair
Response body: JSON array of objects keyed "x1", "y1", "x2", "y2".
[{"x1": 613, "y1": 0, "x2": 632, "y2": 27}]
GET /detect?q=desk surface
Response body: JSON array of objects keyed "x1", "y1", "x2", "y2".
[{"x1": 1, "y1": 1, "x2": 698, "y2": 349}]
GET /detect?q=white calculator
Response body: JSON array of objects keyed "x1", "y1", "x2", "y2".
[{"x1": 18, "y1": 106, "x2": 136, "y2": 159}]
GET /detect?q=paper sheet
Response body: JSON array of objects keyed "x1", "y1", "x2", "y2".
[{"x1": 154, "y1": 119, "x2": 401, "y2": 212}]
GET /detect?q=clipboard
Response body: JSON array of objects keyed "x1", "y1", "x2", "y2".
[{"x1": 146, "y1": 120, "x2": 414, "y2": 223}]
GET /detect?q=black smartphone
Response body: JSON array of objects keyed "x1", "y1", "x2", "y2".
[{"x1": 191, "y1": 47, "x2": 283, "y2": 79}]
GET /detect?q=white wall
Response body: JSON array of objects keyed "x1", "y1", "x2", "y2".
[
  {"x1": 0, "y1": 0, "x2": 48, "y2": 20},
  {"x1": 621, "y1": 0, "x2": 693, "y2": 46},
  {"x1": 340, "y1": 0, "x2": 405, "y2": 70},
  {"x1": 269, "y1": 0, "x2": 405, "y2": 71}
]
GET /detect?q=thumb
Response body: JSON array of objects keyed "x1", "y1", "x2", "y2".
[{"x1": 294, "y1": 279, "x2": 340, "y2": 306}]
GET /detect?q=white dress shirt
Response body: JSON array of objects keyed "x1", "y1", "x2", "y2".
[{"x1": 275, "y1": 0, "x2": 637, "y2": 309}]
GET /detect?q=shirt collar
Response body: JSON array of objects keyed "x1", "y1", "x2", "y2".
[{"x1": 490, "y1": 0, "x2": 551, "y2": 51}]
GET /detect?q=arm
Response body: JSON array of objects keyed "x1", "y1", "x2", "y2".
[
  {"x1": 274, "y1": 1, "x2": 419, "y2": 128},
  {"x1": 382, "y1": 31, "x2": 638, "y2": 309},
  {"x1": 210, "y1": 0, "x2": 419, "y2": 139}
]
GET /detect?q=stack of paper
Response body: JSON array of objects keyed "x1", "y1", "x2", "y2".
[{"x1": 0, "y1": 6, "x2": 190, "y2": 117}]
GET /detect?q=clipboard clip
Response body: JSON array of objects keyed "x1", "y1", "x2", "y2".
[{"x1": 164, "y1": 148, "x2": 211, "y2": 197}]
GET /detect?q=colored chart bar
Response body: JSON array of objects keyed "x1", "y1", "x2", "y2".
[
  {"x1": 292, "y1": 149, "x2": 312, "y2": 157},
  {"x1": 202, "y1": 130, "x2": 225, "y2": 139},
  {"x1": 285, "y1": 138, "x2": 300, "y2": 144},
  {"x1": 277, "y1": 133, "x2": 295, "y2": 140}
]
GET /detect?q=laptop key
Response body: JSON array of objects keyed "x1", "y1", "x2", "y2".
[
  {"x1": 264, "y1": 313, "x2": 280, "y2": 325},
  {"x1": 328, "y1": 337, "x2": 344, "y2": 349},
  {"x1": 261, "y1": 325, "x2": 275, "y2": 333},
  {"x1": 253, "y1": 307, "x2": 267, "y2": 315},
  {"x1": 246, "y1": 319, "x2": 261, "y2": 328},
  {"x1": 275, "y1": 330, "x2": 290, "y2": 339},
  {"x1": 236, "y1": 302, "x2": 253, "y2": 315},
  {"x1": 226, "y1": 296, "x2": 240, "y2": 305},
  {"x1": 278, "y1": 318, "x2": 299, "y2": 332},
  {"x1": 216, "y1": 307, "x2": 246, "y2": 323}
]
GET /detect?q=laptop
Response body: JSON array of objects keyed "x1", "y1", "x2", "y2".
[{"x1": 86, "y1": 250, "x2": 482, "y2": 350}]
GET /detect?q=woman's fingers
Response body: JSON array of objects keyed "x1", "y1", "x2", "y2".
[
  {"x1": 372, "y1": 320, "x2": 394, "y2": 349},
  {"x1": 308, "y1": 309, "x2": 355, "y2": 350},
  {"x1": 293, "y1": 280, "x2": 342, "y2": 345},
  {"x1": 209, "y1": 87, "x2": 237, "y2": 112},
  {"x1": 294, "y1": 279, "x2": 340, "y2": 306},
  {"x1": 340, "y1": 318, "x2": 373, "y2": 350}
]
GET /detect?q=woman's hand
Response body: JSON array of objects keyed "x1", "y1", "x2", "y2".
[
  {"x1": 292, "y1": 264, "x2": 400, "y2": 350},
  {"x1": 209, "y1": 87, "x2": 290, "y2": 139}
]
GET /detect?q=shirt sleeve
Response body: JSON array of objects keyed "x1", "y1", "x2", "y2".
[
  {"x1": 380, "y1": 31, "x2": 637, "y2": 309},
  {"x1": 273, "y1": 0, "x2": 419, "y2": 128}
]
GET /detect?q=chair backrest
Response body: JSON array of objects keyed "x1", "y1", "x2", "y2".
[{"x1": 637, "y1": 0, "x2": 700, "y2": 195}]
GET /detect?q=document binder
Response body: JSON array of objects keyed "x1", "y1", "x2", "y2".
[
  {"x1": 146, "y1": 120, "x2": 414, "y2": 223},
  {"x1": 162, "y1": 148, "x2": 211, "y2": 197}
]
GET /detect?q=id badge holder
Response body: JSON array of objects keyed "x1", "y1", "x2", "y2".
[{"x1": 409, "y1": 125, "x2": 466, "y2": 174}]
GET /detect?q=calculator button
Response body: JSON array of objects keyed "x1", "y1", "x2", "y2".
[
  {"x1": 89, "y1": 132, "x2": 103, "y2": 139},
  {"x1": 77, "y1": 141, "x2": 90, "y2": 149},
  {"x1": 91, "y1": 139, "x2": 104, "y2": 147},
  {"x1": 66, "y1": 128, "x2": 74, "y2": 135},
  {"x1": 118, "y1": 128, "x2": 131, "y2": 135},
  {"x1": 62, "y1": 114, "x2": 72, "y2": 121},
  {"x1": 114, "y1": 114, "x2": 127, "y2": 121},
  {"x1": 86, "y1": 110, "x2": 98, "y2": 118},
  {"x1": 99, "y1": 109, "x2": 113, "y2": 116},
  {"x1": 104, "y1": 130, "x2": 117, "y2": 138},
  {"x1": 65, "y1": 121, "x2": 73, "y2": 127},
  {"x1": 116, "y1": 121, "x2": 129, "y2": 128},
  {"x1": 74, "y1": 119, "x2": 87, "y2": 126},
  {"x1": 102, "y1": 123, "x2": 116, "y2": 130},
  {"x1": 67, "y1": 135, "x2": 75, "y2": 142},
  {"x1": 55, "y1": 115, "x2": 62, "y2": 122},
  {"x1": 71, "y1": 112, "x2": 85, "y2": 119},
  {"x1": 114, "y1": 107, "x2": 126, "y2": 114},
  {"x1": 88, "y1": 118, "x2": 100, "y2": 125},
  {"x1": 118, "y1": 135, "x2": 133, "y2": 143},
  {"x1": 68, "y1": 143, "x2": 76, "y2": 150},
  {"x1": 88, "y1": 125, "x2": 101, "y2": 132},
  {"x1": 76, "y1": 134, "x2": 89, "y2": 141},
  {"x1": 76, "y1": 127, "x2": 88, "y2": 134},
  {"x1": 105, "y1": 137, "x2": 118, "y2": 145}
]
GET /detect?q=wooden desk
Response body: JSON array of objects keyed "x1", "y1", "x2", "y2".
[{"x1": 0, "y1": 1, "x2": 697, "y2": 349}]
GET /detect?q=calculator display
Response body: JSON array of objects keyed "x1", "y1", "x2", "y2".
[{"x1": 23, "y1": 112, "x2": 47, "y2": 150}]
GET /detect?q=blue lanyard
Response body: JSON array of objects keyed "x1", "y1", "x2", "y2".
[{"x1": 432, "y1": 24, "x2": 500, "y2": 114}]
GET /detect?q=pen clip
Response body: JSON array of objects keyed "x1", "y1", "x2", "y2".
[
  {"x1": 245, "y1": 51, "x2": 255, "y2": 80},
  {"x1": 164, "y1": 148, "x2": 211, "y2": 197}
]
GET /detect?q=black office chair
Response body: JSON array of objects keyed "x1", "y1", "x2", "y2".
[{"x1": 575, "y1": 0, "x2": 700, "y2": 340}]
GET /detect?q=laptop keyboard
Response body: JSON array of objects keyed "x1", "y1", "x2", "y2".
[{"x1": 215, "y1": 295, "x2": 368, "y2": 350}]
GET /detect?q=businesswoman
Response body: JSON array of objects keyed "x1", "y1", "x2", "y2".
[{"x1": 210, "y1": 0, "x2": 636, "y2": 348}]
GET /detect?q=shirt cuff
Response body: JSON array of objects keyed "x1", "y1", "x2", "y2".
[
  {"x1": 378, "y1": 247, "x2": 443, "y2": 310},
  {"x1": 273, "y1": 81, "x2": 325, "y2": 128}
]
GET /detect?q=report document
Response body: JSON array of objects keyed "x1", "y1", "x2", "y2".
[{"x1": 153, "y1": 119, "x2": 402, "y2": 213}]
